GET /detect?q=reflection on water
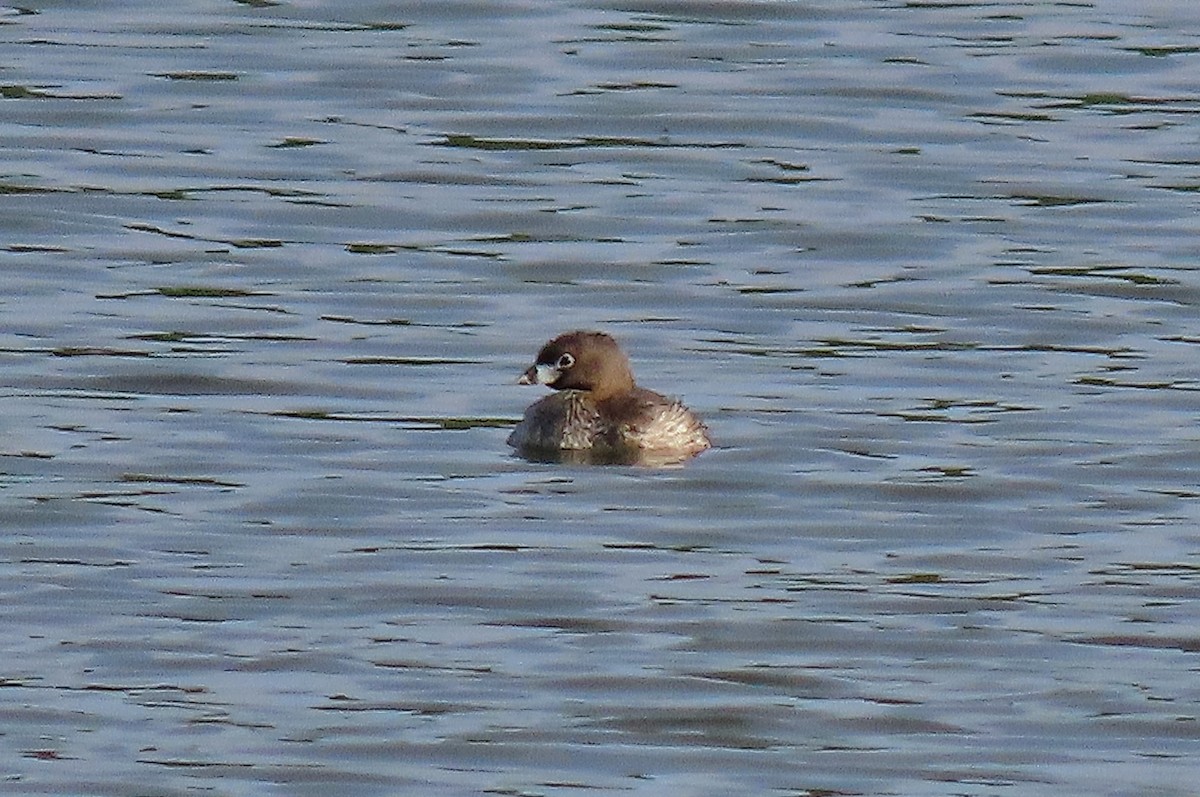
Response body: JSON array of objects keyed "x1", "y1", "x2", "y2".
[
  {"x1": 2, "y1": 1, "x2": 1198, "y2": 795},
  {"x1": 510, "y1": 443, "x2": 703, "y2": 468}
]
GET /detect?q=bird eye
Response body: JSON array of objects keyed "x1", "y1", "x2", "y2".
[{"x1": 556, "y1": 352, "x2": 575, "y2": 369}]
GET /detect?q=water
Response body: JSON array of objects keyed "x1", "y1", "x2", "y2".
[{"x1": 2, "y1": 1, "x2": 1198, "y2": 795}]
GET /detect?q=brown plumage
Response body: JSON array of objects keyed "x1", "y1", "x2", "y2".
[{"x1": 508, "y1": 330, "x2": 710, "y2": 464}]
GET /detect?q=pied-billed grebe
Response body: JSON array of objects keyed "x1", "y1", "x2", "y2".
[{"x1": 507, "y1": 330, "x2": 710, "y2": 462}]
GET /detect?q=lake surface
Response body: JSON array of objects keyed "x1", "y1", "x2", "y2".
[{"x1": 2, "y1": 1, "x2": 1198, "y2": 795}]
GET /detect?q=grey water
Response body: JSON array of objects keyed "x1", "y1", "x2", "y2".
[{"x1": 2, "y1": 1, "x2": 1198, "y2": 795}]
